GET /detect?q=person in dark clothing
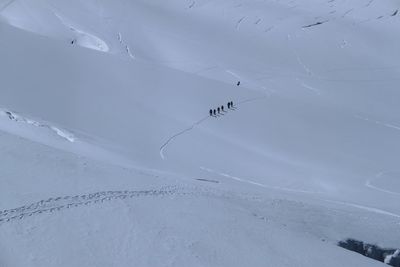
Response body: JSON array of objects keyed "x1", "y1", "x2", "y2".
[
  {"x1": 221, "y1": 105, "x2": 224, "y2": 112},
  {"x1": 237, "y1": 81, "x2": 240, "y2": 86},
  {"x1": 227, "y1": 102, "x2": 231, "y2": 109},
  {"x1": 217, "y1": 107, "x2": 220, "y2": 114},
  {"x1": 213, "y1": 109, "x2": 216, "y2": 116},
  {"x1": 230, "y1": 101, "x2": 234, "y2": 107},
  {"x1": 209, "y1": 109, "x2": 213, "y2": 116}
]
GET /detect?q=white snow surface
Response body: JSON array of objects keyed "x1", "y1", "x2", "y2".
[{"x1": 0, "y1": 0, "x2": 399, "y2": 266}]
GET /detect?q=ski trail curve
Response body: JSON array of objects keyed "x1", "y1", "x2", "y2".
[
  {"x1": 236, "y1": 16, "x2": 246, "y2": 30},
  {"x1": 201, "y1": 167, "x2": 400, "y2": 219},
  {"x1": 159, "y1": 95, "x2": 267, "y2": 160},
  {"x1": 324, "y1": 200, "x2": 400, "y2": 219},
  {"x1": 226, "y1": 70, "x2": 241, "y2": 80},
  {"x1": 355, "y1": 115, "x2": 400, "y2": 133},
  {"x1": 365, "y1": 172, "x2": 400, "y2": 196},
  {"x1": 160, "y1": 116, "x2": 209, "y2": 160},
  {"x1": 200, "y1": 166, "x2": 322, "y2": 194}
]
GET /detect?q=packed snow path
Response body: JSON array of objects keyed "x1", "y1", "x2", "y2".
[
  {"x1": 159, "y1": 116, "x2": 209, "y2": 160},
  {"x1": 0, "y1": 186, "x2": 199, "y2": 224},
  {"x1": 159, "y1": 95, "x2": 268, "y2": 160}
]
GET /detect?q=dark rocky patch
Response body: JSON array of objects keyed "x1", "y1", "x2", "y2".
[{"x1": 338, "y1": 238, "x2": 400, "y2": 267}]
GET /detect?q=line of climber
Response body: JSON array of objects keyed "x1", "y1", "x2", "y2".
[{"x1": 209, "y1": 101, "x2": 235, "y2": 117}]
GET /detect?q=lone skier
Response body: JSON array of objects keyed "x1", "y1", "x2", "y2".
[{"x1": 237, "y1": 81, "x2": 240, "y2": 86}]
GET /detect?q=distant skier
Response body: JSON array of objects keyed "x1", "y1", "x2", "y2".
[
  {"x1": 213, "y1": 109, "x2": 216, "y2": 116},
  {"x1": 237, "y1": 81, "x2": 240, "y2": 86},
  {"x1": 71, "y1": 39, "x2": 76, "y2": 45},
  {"x1": 227, "y1": 102, "x2": 231, "y2": 109},
  {"x1": 230, "y1": 101, "x2": 234, "y2": 107},
  {"x1": 209, "y1": 109, "x2": 213, "y2": 116},
  {"x1": 217, "y1": 107, "x2": 220, "y2": 114},
  {"x1": 221, "y1": 105, "x2": 224, "y2": 112}
]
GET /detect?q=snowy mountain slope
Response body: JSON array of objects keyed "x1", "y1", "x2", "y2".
[
  {"x1": 0, "y1": 0, "x2": 399, "y2": 266},
  {"x1": 0, "y1": 130, "x2": 394, "y2": 267}
]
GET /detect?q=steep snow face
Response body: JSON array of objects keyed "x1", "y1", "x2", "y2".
[
  {"x1": 0, "y1": 0, "x2": 399, "y2": 266},
  {"x1": 0, "y1": 108, "x2": 75, "y2": 142},
  {"x1": 0, "y1": 0, "x2": 112, "y2": 52},
  {"x1": 1, "y1": 0, "x2": 399, "y2": 210},
  {"x1": 0, "y1": 131, "x2": 396, "y2": 267}
]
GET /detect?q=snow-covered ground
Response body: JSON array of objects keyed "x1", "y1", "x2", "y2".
[{"x1": 0, "y1": 0, "x2": 399, "y2": 266}]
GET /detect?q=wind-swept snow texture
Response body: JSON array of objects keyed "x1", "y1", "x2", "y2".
[{"x1": 0, "y1": 0, "x2": 399, "y2": 266}]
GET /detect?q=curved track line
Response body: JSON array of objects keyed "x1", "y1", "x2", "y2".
[
  {"x1": 366, "y1": 172, "x2": 400, "y2": 196},
  {"x1": 159, "y1": 116, "x2": 209, "y2": 160},
  {"x1": 200, "y1": 167, "x2": 321, "y2": 194},
  {"x1": 226, "y1": 70, "x2": 241, "y2": 80},
  {"x1": 201, "y1": 167, "x2": 400, "y2": 219},
  {"x1": 236, "y1": 16, "x2": 246, "y2": 30},
  {"x1": 299, "y1": 80, "x2": 321, "y2": 95},
  {"x1": 159, "y1": 95, "x2": 267, "y2": 160},
  {"x1": 355, "y1": 115, "x2": 400, "y2": 133},
  {"x1": 325, "y1": 199, "x2": 400, "y2": 219}
]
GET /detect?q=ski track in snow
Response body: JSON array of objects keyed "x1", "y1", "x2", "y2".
[
  {"x1": 225, "y1": 69, "x2": 241, "y2": 80},
  {"x1": 0, "y1": 108, "x2": 75, "y2": 142},
  {"x1": 342, "y1": 8, "x2": 354, "y2": 18},
  {"x1": 325, "y1": 200, "x2": 400, "y2": 219},
  {"x1": 236, "y1": 16, "x2": 246, "y2": 30},
  {"x1": 159, "y1": 116, "x2": 209, "y2": 160},
  {"x1": 0, "y1": 187, "x2": 196, "y2": 225},
  {"x1": 288, "y1": 39, "x2": 318, "y2": 79},
  {"x1": 159, "y1": 95, "x2": 267, "y2": 160},
  {"x1": 201, "y1": 167, "x2": 400, "y2": 219},
  {"x1": 298, "y1": 80, "x2": 321, "y2": 95},
  {"x1": 296, "y1": 56, "x2": 314, "y2": 76},
  {"x1": 355, "y1": 115, "x2": 400, "y2": 132},
  {"x1": 200, "y1": 167, "x2": 322, "y2": 194},
  {"x1": 365, "y1": 172, "x2": 400, "y2": 196}
]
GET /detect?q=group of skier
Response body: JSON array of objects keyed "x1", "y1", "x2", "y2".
[{"x1": 209, "y1": 101, "x2": 234, "y2": 117}]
